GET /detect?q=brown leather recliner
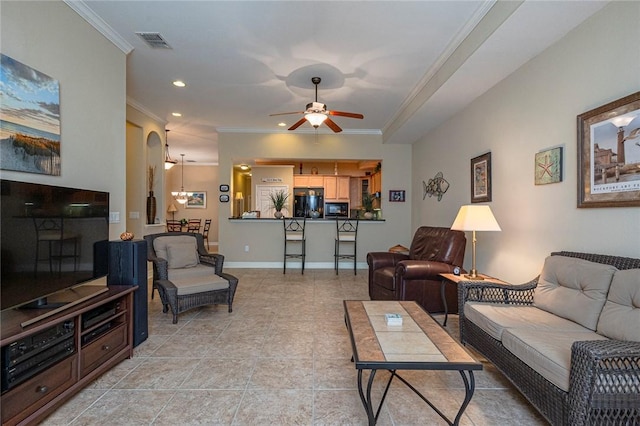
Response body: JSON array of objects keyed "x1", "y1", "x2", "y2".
[{"x1": 367, "y1": 226, "x2": 466, "y2": 313}]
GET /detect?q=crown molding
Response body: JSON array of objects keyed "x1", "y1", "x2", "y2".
[
  {"x1": 216, "y1": 127, "x2": 382, "y2": 136},
  {"x1": 127, "y1": 97, "x2": 167, "y2": 125},
  {"x1": 64, "y1": 0, "x2": 134, "y2": 54}
]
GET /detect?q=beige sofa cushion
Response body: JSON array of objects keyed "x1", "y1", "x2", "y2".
[
  {"x1": 597, "y1": 268, "x2": 640, "y2": 341},
  {"x1": 502, "y1": 328, "x2": 608, "y2": 392},
  {"x1": 464, "y1": 303, "x2": 588, "y2": 341},
  {"x1": 168, "y1": 265, "x2": 229, "y2": 296},
  {"x1": 153, "y1": 236, "x2": 200, "y2": 269},
  {"x1": 533, "y1": 256, "x2": 617, "y2": 330}
]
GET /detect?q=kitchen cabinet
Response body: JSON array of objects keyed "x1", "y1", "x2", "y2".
[
  {"x1": 294, "y1": 175, "x2": 324, "y2": 188},
  {"x1": 324, "y1": 176, "x2": 350, "y2": 200},
  {"x1": 370, "y1": 172, "x2": 381, "y2": 194}
]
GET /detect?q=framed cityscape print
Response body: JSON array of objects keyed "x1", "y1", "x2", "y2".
[
  {"x1": 470, "y1": 152, "x2": 492, "y2": 203},
  {"x1": 535, "y1": 147, "x2": 563, "y2": 185},
  {"x1": 186, "y1": 191, "x2": 206, "y2": 209},
  {"x1": 577, "y1": 92, "x2": 640, "y2": 207}
]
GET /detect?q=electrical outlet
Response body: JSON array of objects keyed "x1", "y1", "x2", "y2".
[{"x1": 244, "y1": 245, "x2": 249, "y2": 252}]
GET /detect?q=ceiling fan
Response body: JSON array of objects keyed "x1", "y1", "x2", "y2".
[{"x1": 270, "y1": 77, "x2": 363, "y2": 133}]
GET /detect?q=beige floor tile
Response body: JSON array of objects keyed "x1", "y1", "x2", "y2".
[
  {"x1": 153, "y1": 390, "x2": 243, "y2": 425},
  {"x1": 40, "y1": 389, "x2": 106, "y2": 425},
  {"x1": 114, "y1": 358, "x2": 198, "y2": 389},
  {"x1": 314, "y1": 389, "x2": 393, "y2": 426},
  {"x1": 233, "y1": 389, "x2": 313, "y2": 425},
  {"x1": 314, "y1": 358, "x2": 358, "y2": 390},
  {"x1": 69, "y1": 389, "x2": 175, "y2": 425},
  {"x1": 249, "y1": 358, "x2": 314, "y2": 389},
  {"x1": 180, "y1": 357, "x2": 256, "y2": 389}
]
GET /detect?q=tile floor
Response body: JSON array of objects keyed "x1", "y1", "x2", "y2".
[{"x1": 41, "y1": 268, "x2": 547, "y2": 425}]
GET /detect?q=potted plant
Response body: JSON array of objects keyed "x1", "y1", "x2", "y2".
[
  {"x1": 362, "y1": 193, "x2": 375, "y2": 219},
  {"x1": 268, "y1": 189, "x2": 289, "y2": 219}
]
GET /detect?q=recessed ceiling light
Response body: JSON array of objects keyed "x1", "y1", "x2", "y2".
[
  {"x1": 172, "y1": 112, "x2": 182, "y2": 117},
  {"x1": 240, "y1": 164, "x2": 250, "y2": 170},
  {"x1": 278, "y1": 122, "x2": 286, "y2": 127},
  {"x1": 173, "y1": 80, "x2": 186, "y2": 88}
]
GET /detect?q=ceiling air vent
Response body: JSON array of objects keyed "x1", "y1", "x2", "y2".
[{"x1": 135, "y1": 32, "x2": 172, "y2": 49}]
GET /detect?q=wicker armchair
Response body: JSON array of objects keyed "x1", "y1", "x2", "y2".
[
  {"x1": 144, "y1": 232, "x2": 238, "y2": 323},
  {"x1": 458, "y1": 251, "x2": 640, "y2": 425}
]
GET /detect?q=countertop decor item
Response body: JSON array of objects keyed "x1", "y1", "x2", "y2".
[
  {"x1": 120, "y1": 231, "x2": 134, "y2": 241},
  {"x1": 268, "y1": 189, "x2": 289, "y2": 218},
  {"x1": 147, "y1": 165, "x2": 157, "y2": 224}
]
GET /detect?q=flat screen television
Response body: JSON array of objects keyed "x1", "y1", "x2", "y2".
[{"x1": 0, "y1": 179, "x2": 110, "y2": 313}]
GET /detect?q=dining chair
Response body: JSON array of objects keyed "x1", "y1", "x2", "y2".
[
  {"x1": 187, "y1": 218, "x2": 202, "y2": 233},
  {"x1": 202, "y1": 219, "x2": 212, "y2": 249},
  {"x1": 334, "y1": 218, "x2": 359, "y2": 275},
  {"x1": 283, "y1": 217, "x2": 306, "y2": 274},
  {"x1": 166, "y1": 220, "x2": 182, "y2": 232}
]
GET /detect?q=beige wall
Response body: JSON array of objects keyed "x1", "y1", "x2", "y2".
[
  {"x1": 412, "y1": 1, "x2": 640, "y2": 283},
  {"x1": 218, "y1": 132, "x2": 412, "y2": 266},
  {"x1": 1, "y1": 1, "x2": 127, "y2": 240}
]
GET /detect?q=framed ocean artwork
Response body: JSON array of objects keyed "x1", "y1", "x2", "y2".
[{"x1": 0, "y1": 54, "x2": 61, "y2": 175}]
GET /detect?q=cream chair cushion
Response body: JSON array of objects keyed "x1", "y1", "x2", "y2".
[
  {"x1": 533, "y1": 256, "x2": 617, "y2": 330},
  {"x1": 153, "y1": 235, "x2": 200, "y2": 269},
  {"x1": 597, "y1": 268, "x2": 640, "y2": 341}
]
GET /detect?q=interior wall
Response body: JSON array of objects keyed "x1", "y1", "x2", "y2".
[
  {"x1": 1, "y1": 1, "x2": 127, "y2": 240},
  {"x1": 218, "y1": 131, "x2": 412, "y2": 263},
  {"x1": 412, "y1": 1, "x2": 640, "y2": 283}
]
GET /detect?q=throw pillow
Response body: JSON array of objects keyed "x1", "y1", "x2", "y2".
[
  {"x1": 533, "y1": 255, "x2": 617, "y2": 330},
  {"x1": 597, "y1": 268, "x2": 640, "y2": 341}
]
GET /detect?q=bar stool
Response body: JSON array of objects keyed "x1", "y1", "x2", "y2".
[
  {"x1": 283, "y1": 217, "x2": 306, "y2": 274},
  {"x1": 202, "y1": 219, "x2": 212, "y2": 250},
  {"x1": 334, "y1": 218, "x2": 359, "y2": 275}
]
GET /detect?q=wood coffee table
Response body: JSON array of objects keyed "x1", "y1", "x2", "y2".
[{"x1": 344, "y1": 300, "x2": 482, "y2": 425}]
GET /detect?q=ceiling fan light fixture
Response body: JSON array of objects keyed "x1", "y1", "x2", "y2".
[{"x1": 306, "y1": 112, "x2": 328, "y2": 128}]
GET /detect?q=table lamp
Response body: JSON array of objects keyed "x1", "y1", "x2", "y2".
[
  {"x1": 167, "y1": 202, "x2": 178, "y2": 221},
  {"x1": 451, "y1": 205, "x2": 501, "y2": 279},
  {"x1": 235, "y1": 192, "x2": 244, "y2": 217}
]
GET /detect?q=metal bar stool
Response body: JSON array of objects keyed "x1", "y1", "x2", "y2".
[
  {"x1": 335, "y1": 218, "x2": 359, "y2": 275},
  {"x1": 283, "y1": 217, "x2": 306, "y2": 274}
]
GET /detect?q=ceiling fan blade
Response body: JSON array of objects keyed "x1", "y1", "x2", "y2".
[
  {"x1": 324, "y1": 117, "x2": 343, "y2": 133},
  {"x1": 288, "y1": 118, "x2": 307, "y2": 131},
  {"x1": 270, "y1": 111, "x2": 304, "y2": 116},
  {"x1": 329, "y1": 110, "x2": 364, "y2": 119}
]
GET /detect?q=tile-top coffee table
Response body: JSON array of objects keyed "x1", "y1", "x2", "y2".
[{"x1": 344, "y1": 300, "x2": 482, "y2": 425}]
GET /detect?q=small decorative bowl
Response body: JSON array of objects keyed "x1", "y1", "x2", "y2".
[{"x1": 120, "y1": 231, "x2": 134, "y2": 241}]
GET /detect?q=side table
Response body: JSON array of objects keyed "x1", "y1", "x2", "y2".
[{"x1": 438, "y1": 273, "x2": 508, "y2": 326}]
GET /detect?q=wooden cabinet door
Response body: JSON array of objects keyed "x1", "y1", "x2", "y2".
[
  {"x1": 294, "y1": 175, "x2": 309, "y2": 187},
  {"x1": 324, "y1": 176, "x2": 337, "y2": 199},
  {"x1": 371, "y1": 172, "x2": 381, "y2": 194},
  {"x1": 337, "y1": 176, "x2": 350, "y2": 199},
  {"x1": 309, "y1": 175, "x2": 324, "y2": 187}
]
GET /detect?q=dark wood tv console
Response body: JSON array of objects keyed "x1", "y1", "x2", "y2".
[{"x1": 1, "y1": 286, "x2": 136, "y2": 425}]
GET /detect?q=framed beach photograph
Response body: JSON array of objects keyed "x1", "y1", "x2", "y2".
[
  {"x1": 470, "y1": 152, "x2": 492, "y2": 203},
  {"x1": 0, "y1": 54, "x2": 61, "y2": 175},
  {"x1": 186, "y1": 191, "x2": 206, "y2": 209},
  {"x1": 577, "y1": 92, "x2": 640, "y2": 208},
  {"x1": 535, "y1": 147, "x2": 563, "y2": 185}
]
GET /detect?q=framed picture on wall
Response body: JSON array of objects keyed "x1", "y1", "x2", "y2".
[
  {"x1": 186, "y1": 191, "x2": 206, "y2": 208},
  {"x1": 389, "y1": 190, "x2": 405, "y2": 202},
  {"x1": 535, "y1": 147, "x2": 563, "y2": 185},
  {"x1": 470, "y1": 152, "x2": 492, "y2": 203},
  {"x1": 577, "y1": 91, "x2": 640, "y2": 207}
]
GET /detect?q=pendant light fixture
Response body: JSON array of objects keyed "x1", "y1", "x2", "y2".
[
  {"x1": 171, "y1": 154, "x2": 192, "y2": 204},
  {"x1": 164, "y1": 129, "x2": 178, "y2": 170}
]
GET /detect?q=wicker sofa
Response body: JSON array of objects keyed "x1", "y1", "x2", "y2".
[
  {"x1": 144, "y1": 232, "x2": 238, "y2": 323},
  {"x1": 458, "y1": 251, "x2": 640, "y2": 425}
]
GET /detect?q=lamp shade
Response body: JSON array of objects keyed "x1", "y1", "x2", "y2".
[
  {"x1": 167, "y1": 203, "x2": 178, "y2": 213},
  {"x1": 451, "y1": 205, "x2": 501, "y2": 232},
  {"x1": 306, "y1": 112, "x2": 328, "y2": 127},
  {"x1": 235, "y1": 192, "x2": 244, "y2": 200}
]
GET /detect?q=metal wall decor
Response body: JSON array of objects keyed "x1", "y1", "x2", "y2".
[{"x1": 423, "y1": 172, "x2": 450, "y2": 201}]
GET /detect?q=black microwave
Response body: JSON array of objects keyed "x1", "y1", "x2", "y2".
[{"x1": 325, "y1": 202, "x2": 349, "y2": 217}]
